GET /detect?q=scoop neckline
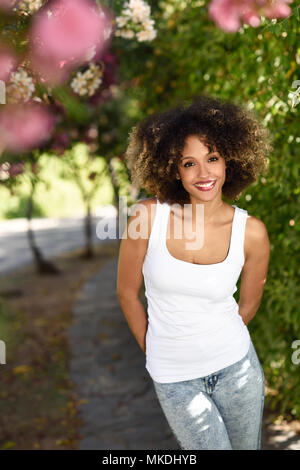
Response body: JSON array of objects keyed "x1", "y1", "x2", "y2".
[{"x1": 163, "y1": 203, "x2": 237, "y2": 267}]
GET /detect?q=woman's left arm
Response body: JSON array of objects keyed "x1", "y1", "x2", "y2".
[{"x1": 238, "y1": 216, "x2": 271, "y2": 326}]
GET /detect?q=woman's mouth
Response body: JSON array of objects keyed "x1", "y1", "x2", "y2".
[{"x1": 194, "y1": 180, "x2": 216, "y2": 191}]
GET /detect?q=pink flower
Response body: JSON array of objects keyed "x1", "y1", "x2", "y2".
[
  {"x1": 28, "y1": 53, "x2": 72, "y2": 85},
  {"x1": 241, "y1": 5, "x2": 261, "y2": 27},
  {"x1": 208, "y1": 0, "x2": 292, "y2": 32},
  {"x1": 0, "y1": 45, "x2": 18, "y2": 82},
  {"x1": 0, "y1": 0, "x2": 17, "y2": 11},
  {"x1": 264, "y1": 1, "x2": 292, "y2": 18},
  {"x1": 0, "y1": 102, "x2": 56, "y2": 154},
  {"x1": 50, "y1": 131, "x2": 70, "y2": 155},
  {"x1": 8, "y1": 162, "x2": 25, "y2": 177},
  {"x1": 28, "y1": 0, "x2": 112, "y2": 85},
  {"x1": 208, "y1": 0, "x2": 242, "y2": 32}
]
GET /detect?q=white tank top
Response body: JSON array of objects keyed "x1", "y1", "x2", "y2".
[{"x1": 142, "y1": 196, "x2": 251, "y2": 383}]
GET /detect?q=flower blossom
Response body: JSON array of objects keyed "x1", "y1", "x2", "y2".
[
  {"x1": 0, "y1": 0, "x2": 17, "y2": 11},
  {"x1": 28, "y1": 0, "x2": 112, "y2": 84},
  {"x1": 115, "y1": 0, "x2": 157, "y2": 42},
  {"x1": 0, "y1": 46, "x2": 18, "y2": 82},
  {"x1": 6, "y1": 67, "x2": 35, "y2": 103},
  {"x1": 16, "y1": 0, "x2": 44, "y2": 16},
  {"x1": 0, "y1": 102, "x2": 56, "y2": 153},
  {"x1": 70, "y1": 63, "x2": 103, "y2": 97},
  {"x1": 208, "y1": 0, "x2": 292, "y2": 33}
]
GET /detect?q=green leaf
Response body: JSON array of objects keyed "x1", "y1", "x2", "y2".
[
  {"x1": 281, "y1": 18, "x2": 289, "y2": 31},
  {"x1": 52, "y1": 86, "x2": 91, "y2": 125},
  {"x1": 274, "y1": 24, "x2": 281, "y2": 38}
]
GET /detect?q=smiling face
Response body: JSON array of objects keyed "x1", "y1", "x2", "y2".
[{"x1": 176, "y1": 134, "x2": 226, "y2": 203}]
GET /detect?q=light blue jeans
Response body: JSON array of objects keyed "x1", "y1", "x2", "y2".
[{"x1": 152, "y1": 338, "x2": 265, "y2": 450}]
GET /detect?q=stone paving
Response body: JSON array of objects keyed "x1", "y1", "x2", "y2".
[{"x1": 68, "y1": 253, "x2": 300, "y2": 450}]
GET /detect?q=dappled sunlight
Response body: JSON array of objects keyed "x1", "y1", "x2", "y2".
[{"x1": 187, "y1": 393, "x2": 212, "y2": 417}]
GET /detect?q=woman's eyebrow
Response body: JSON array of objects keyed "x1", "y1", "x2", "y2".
[{"x1": 180, "y1": 151, "x2": 216, "y2": 161}]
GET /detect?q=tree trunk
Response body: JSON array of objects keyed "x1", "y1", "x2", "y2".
[
  {"x1": 82, "y1": 200, "x2": 94, "y2": 258},
  {"x1": 108, "y1": 160, "x2": 121, "y2": 246},
  {"x1": 26, "y1": 179, "x2": 60, "y2": 274}
]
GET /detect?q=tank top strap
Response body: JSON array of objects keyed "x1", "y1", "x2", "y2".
[
  {"x1": 147, "y1": 196, "x2": 166, "y2": 253},
  {"x1": 230, "y1": 204, "x2": 248, "y2": 264}
]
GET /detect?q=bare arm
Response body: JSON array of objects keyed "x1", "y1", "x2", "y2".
[
  {"x1": 238, "y1": 215, "x2": 270, "y2": 326},
  {"x1": 116, "y1": 198, "x2": 155, "y2": 355}
]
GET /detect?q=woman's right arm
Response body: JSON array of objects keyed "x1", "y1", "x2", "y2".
[{"x1": 116, "y1": 198, "x2": 156, "y2": 355}]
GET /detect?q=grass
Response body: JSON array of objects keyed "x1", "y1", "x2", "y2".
[{"x1": 0, "y1": 147, "x2": 115, "y2": 219}]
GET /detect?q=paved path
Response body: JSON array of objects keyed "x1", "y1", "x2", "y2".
[
  {"x1": 0, "y1": 209, "x2": 116, "y2": 273},
  {"x1": 68, "y1": 255, "x2": 300, "y2": 450}
]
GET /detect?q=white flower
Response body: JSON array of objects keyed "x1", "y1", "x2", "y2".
[
  {"x1": 136, "y1": 28, "x2": 157, "y2": 41},
  {"x1": 6, "y1": 67, "x2": 35, "y2": 103},
  {"x1": 118, "y1": 29, "x2": 135, "y2": 39},
  {"x1": 131, "y1": 4, "x2": 151, "y2": 24},
  {"x1": 142, "y1": 18, "x2": 155, "y2": 31},
  {"x1": 122, "y1": 8, "x2": 132, "y2": 17},
  {"x1": 116, "y1": 16, "x2": 129, "y2": 27},
  {"x1": 290, "y1": 87, "x2": 300, "y2": 108},
  {"x1": 70, "y1": 63, "x2": 103, "y2": 97},
  {"x1": 115, "y1": 0, "x2": 156, "y2": 42},
  {"x1": 0, "y1": 164, "x2": 10, "y2": 181},
  {"x1": 84, "y1": 70, "x2": 94, "y2": 80},
  {"x1": 17, "y1": 0, "x2": 44, "y2": 15}
]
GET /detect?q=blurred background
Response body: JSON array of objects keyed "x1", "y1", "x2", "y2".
[{"x1": 0, "y1": 0, "x2": 299, "y2": 450}]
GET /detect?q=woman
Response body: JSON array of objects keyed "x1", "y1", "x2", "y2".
[{"x1": 117, "y1": 94, "x2": 272, "y2": 450}]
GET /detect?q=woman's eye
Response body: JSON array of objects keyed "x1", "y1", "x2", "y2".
[
  {"x1": 183, "y1": 162, "x2": 193, "y2": 167},
  {"x1": 183, "y1": 157, "x2": 218, "y2": 167}
]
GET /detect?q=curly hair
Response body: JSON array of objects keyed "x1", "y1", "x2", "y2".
[{"x1": 124, "y1": 94, "x2": 273, "y2": 204}]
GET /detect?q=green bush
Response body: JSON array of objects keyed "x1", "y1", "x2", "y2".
[{"x1": 119, "y1": 0, "x2": 300, "y2": 418}]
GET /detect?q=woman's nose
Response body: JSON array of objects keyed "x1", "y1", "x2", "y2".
[{"x1": 196, "y1": 162, "x2": 210, "y2": 178}]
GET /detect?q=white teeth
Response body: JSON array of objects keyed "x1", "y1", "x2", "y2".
[{"x1": 195, "y1": 181, "x2": 215, "y2": 188}]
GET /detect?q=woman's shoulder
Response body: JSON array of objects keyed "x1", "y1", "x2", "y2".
[
  {"x1": 245, "y1": 212, "x2": 269, "y2": 238},
  {"x1": 127, "y1": 197, "x2": 158, "y2": 240},
  {"x1": 128, "y1": 196, "x2": 157, "y2": 214},
  {"x1": 134, "y1": 196, "x2": 158, "y2": 217},
  {"x1": 232, "y1": 203, "x2": 267, "y2": 236},
  {"x1": 243, "y1": 211, "x2": 270, "y2": 260},
  {"x1": 138, "y1": 196, "x2": 158, "y2": 206}
]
